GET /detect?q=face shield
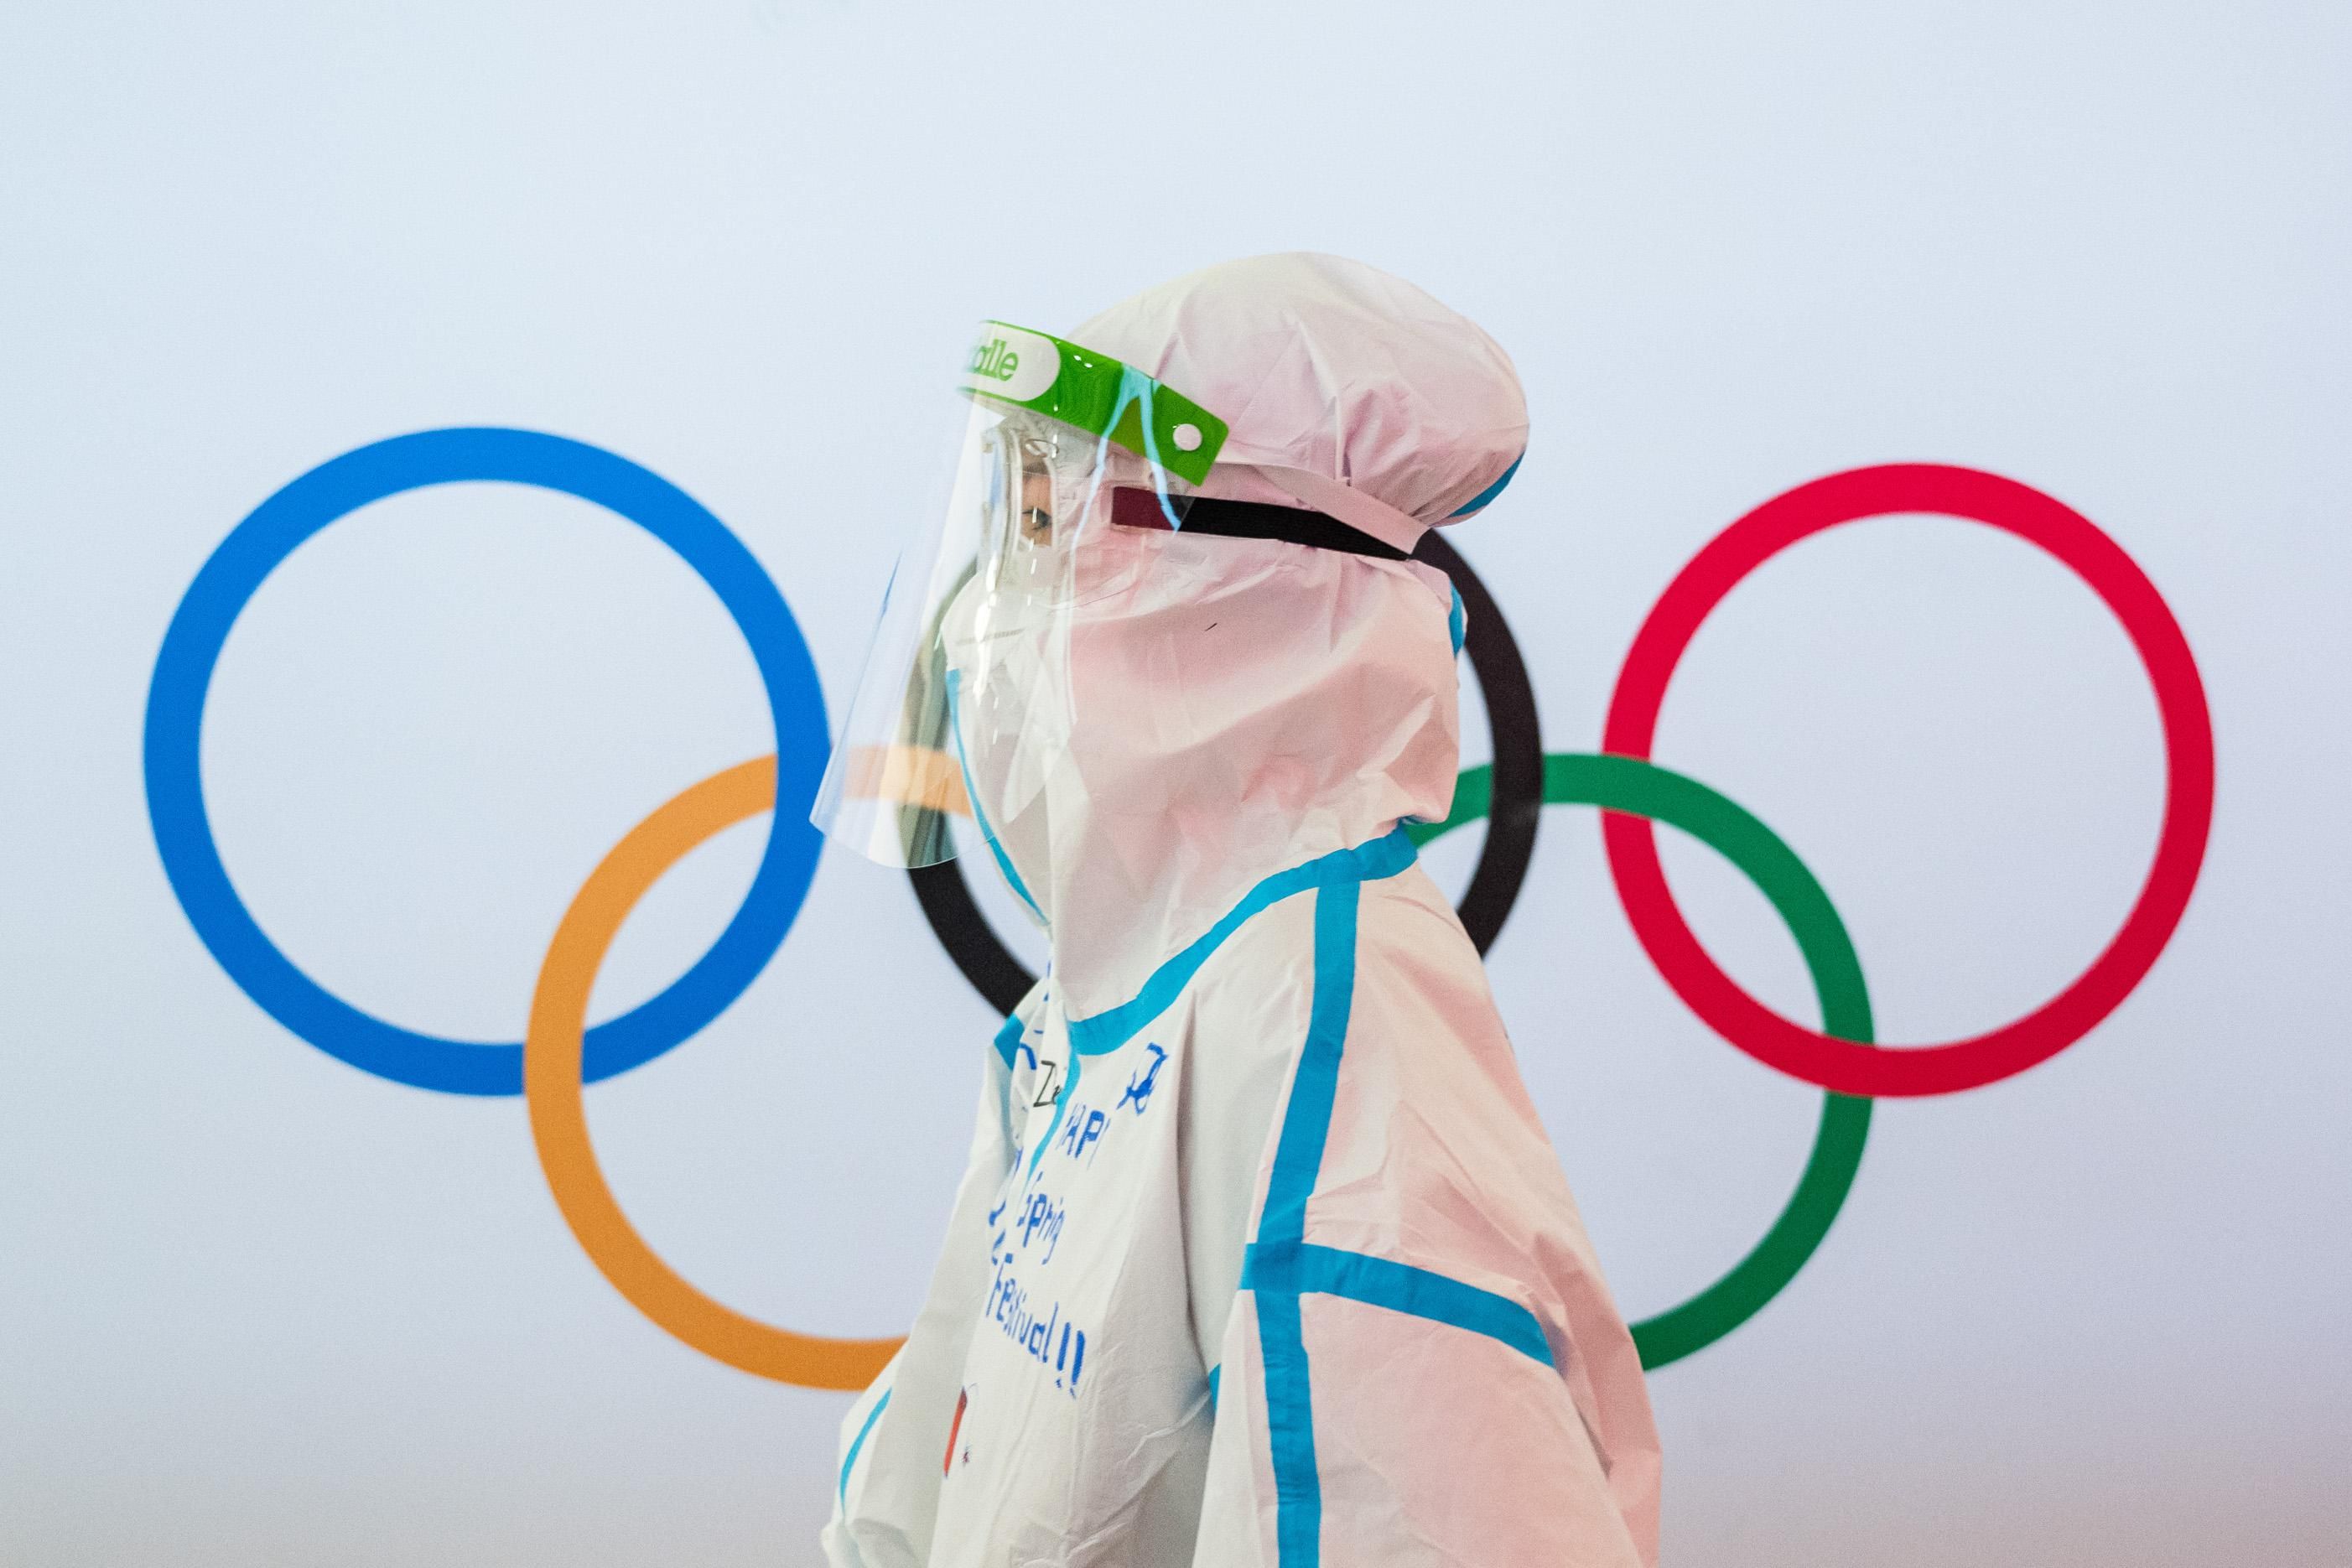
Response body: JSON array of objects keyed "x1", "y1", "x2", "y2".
[{"x1": 811, "y1": 321, "x2": 1230, "y2": 880}]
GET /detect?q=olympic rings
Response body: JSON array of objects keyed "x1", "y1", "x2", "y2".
[
  {"x1": 908, "y1": 528, "x2": 1547, "y2": 1014},
  {"x1": 1601, "y1": 464, "x2": 2216, "y2": 1098},
  {"x1": 142, "y1": 428, "x2": 830, "y2": 1096},
  {"x1": 525, "y1": 755, "x2": 900, "y2": 1389},
  {"x1": 149, "y1": 434, "x2": 2215, "y2": 1381},
  {"x1": 1413, "y1": 528, "x2": 1547, "y2": 954},
  {"x1": 1406, "y1": 755, "x2": 1874, "y2": 1371}
]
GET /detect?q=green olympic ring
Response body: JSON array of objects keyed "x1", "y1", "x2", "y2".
[{"x1": 1406, "y1": 752, "x2": 1875, "y2": 1370}]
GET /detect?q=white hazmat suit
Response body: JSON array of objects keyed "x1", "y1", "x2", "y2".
[{"x1": 815, "y1": 254, "x2": 1660, "y2": 1567}]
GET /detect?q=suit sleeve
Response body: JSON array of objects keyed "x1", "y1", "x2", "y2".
[{"x1": 1186, "y1": 884, "x2": 1658, "y2": 1568}]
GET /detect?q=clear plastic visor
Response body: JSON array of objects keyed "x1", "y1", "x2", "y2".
[{"x1": 812, "y1": 330, "x2": 1227, "y2": 869}]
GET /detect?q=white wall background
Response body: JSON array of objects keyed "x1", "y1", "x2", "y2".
[{"x1": 3, "y1": 3, "x2": 2346, "y2": 1564}]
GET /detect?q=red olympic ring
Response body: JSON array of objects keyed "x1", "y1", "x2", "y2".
[{"x1": 1601, "y1": 464, "x2": 2214, "y2": 1098}]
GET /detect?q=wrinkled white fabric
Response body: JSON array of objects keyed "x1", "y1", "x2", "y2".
[
  {"x1": 821, "y1": 259, "x2": 1657, "y2": 1568},
  {"x1": 1072, "y1": 252, "x2": 1529, "y2": 542},
  {"x1": 948, "y1": 526, "x2": 1460, "y2": 1024}
]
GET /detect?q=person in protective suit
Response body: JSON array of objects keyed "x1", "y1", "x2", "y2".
[{"x1": 812, "y1": 252, "x2": 1661, "y2": 1567}]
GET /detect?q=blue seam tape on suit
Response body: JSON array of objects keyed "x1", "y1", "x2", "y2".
[
  {"x1": 1257, "y1": 882, "x2": 1361, "y2": 1249},
  {"x1": 992, "y1": 1012, "x2": 1028, "y2": 1071},
  {"x1": 1259, "y1": 1276, "x2": 1324, "y2": 1566},
  {"x1": 1064, "y1": 828, "x2": 1411, "y2": 1057},
  {"x1": 1237, "y1": 851, "x2": 1576, "y2": 1564},
  {"x1": 1252, "y1": 879, "x2": 1360, "y2": 1568},
  {"x1": 838, "y1": 1387, "x2": 891, "y2": 1508},
  {"x1": 1024, "y1": 828, "x2": 1415, "y2": 1179},
  {"x1": 1243, "y1": 1242, "x2": 1555, "y2": 1368}
]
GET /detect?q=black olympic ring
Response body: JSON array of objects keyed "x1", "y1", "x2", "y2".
[{"x1": 908, "y1": 532, "x2": 1547, "y2": 1014}]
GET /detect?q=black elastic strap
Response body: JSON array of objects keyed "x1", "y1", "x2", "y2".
[{"x1": 1110, "y1": 487, "x2": 1412, "y2": 562}]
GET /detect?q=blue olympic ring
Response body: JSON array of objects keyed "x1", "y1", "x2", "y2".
[{"x1": 142, "y1": 428, "x2": 828, "y2": 1096}]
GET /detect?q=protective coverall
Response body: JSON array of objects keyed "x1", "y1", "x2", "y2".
[{"x1": 814, "y1": 253, "x2": 1660, "y2": 1567}]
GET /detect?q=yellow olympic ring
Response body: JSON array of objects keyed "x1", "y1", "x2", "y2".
[
  {"x1": 844, "y1": 741, "x2": 970, "y2": 816},
  {"x1": 524, "y1": 755, "x2": 903, "y2": 1389}
]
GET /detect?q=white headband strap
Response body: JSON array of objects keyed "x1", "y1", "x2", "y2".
[{"x1": 1254, "y1": 466, "x2": 1430, "y2": 556}]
